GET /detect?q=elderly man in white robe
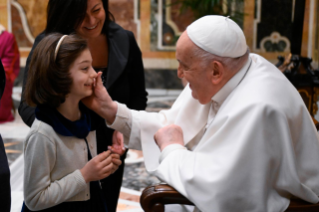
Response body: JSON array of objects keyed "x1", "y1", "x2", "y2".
[{"x1": 84, "y1": 15, "x2": 319, "y2": 212}]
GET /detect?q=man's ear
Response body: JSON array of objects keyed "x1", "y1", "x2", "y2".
[{"x1": 210, "y1": 61, "x2": 224, "y2": 85}]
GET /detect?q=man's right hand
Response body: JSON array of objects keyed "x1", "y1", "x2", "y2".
[
  {"x1": 82, "y1": 72, "x2": 118, "y2": 124},
  {"x1": 108, "y1": 130, "x2": 126, "y2": 156},
  {"x1": 154, "y1": 124, "x2": 185, "y2": 151}
]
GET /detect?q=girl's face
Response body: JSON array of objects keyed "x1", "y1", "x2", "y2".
[
  {"x1": 69, "y1": 48, "x2": 97, "y2": 100},
  {"x1": 75, "y1": 0, "x2": 106, "y2": 39}
]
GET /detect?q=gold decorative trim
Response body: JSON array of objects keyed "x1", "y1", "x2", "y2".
[
  {"x1": 260, "y1": 32, "x2": 291, "y2": 52},
  {"x1": 298, "y1": 89, "x2": 312, "y2": 112},
  {"x1": 313, "y1": 87, "x2": 319, "y2": 116},
  {"x1": 165, "y1": 0, "x2": 182, "y2": 36}
]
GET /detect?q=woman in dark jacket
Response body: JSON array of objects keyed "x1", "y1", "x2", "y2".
[{"x1": 18, "y1": 0, "x2": 148, "y2": 211}]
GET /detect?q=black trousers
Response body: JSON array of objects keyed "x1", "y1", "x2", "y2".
[{"x1": 0, "y1": 135, "x2": 11, "y2": 212}]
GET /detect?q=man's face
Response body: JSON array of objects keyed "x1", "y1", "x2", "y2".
[{"x1": 176, "y1": 33, "x2": 214, "y2": 104}]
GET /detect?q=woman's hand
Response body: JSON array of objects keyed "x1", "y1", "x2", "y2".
[
  {"x1": 108, "y1": 130, "x2": 126, "y2": 156},
  {"x1": 80, "y1": 150, "x2": 114, "y2": 183}
]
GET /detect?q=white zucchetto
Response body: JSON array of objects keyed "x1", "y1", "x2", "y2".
[{"x1": 187, "y1": 15, "x2": 247, "y2": 58}]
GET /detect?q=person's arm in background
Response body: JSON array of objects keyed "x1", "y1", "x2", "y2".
[
  {"x1": 126, "y1": 31, "x2": 148, "y2": 110},
  {"x1": 18, "y1": 33, "x2": 45, "y2": 127},
  {"x1": 0, "y1": 31, "x2": 20, "y2": 83}
]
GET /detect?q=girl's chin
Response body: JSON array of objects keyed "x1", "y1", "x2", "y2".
[
  {"x1": 80, "y1": 91, "x2": 93, "y2": 99},
  {"x1": 85, "y1": 91, "x2": 93, "y2": 97}
]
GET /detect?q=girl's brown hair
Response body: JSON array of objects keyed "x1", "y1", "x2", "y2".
[{"x1": 24, "y1": 33, "x2": 88, "y2": 108}]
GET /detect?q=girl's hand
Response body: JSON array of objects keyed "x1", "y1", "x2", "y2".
[
  {"x1": 108, "y1": 130, "x2": 126, "y2": 156},
  {"x1": 80, "y1": 150, "x2": 113, "y2": 183},
  {"x1": 111, "y1": 154, "x2": 122, "y2": 174}
]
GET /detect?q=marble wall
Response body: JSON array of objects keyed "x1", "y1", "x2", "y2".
[
  {"x1": 150, "y1": 0, "x2": 194, "y2": 51},
  {"x1": 0, "y1": 0, "x2": 9, "y2": 30},
  {"x1": 11, "y1": 0, "x2": 137, "y2": 45},
  {"x1": 1, "y1": 0, "x2": 318, "y2": 72},
  {"x1": 110, "y1": 0, "x2": 137, "y2": 37},
  {"x1": 16, "y1": 0, "x2": 48, "y2": 38}
]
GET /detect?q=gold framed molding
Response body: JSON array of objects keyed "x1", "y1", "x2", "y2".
[
  {"x1": 298, "y1": 89, "x2": 312, "y2": 112},
  {"x1": 313, "y1": 87, "x2": 319, "y2": 116}
]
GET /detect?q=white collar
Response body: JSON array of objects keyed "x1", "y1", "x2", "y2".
[
  {"x1": 212, "y1": 56, "x2": 252, "y2": 107},
  {"x1": 0, "y1": 24, "x2": 5, "y2": 35}
]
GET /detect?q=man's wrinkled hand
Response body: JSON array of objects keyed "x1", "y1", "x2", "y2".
[
  {"x1": 82, "y1": 72, "x2": 117, "y2": 124},
  {"x1": 82, "y1": 72, "x2": 107, "y2": 111},
  {"x1": 154, "y1": 124, "x2": 184, "y2": 151}
]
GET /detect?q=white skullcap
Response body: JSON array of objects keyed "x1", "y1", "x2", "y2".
[{"x1": 187, "y1": 15, "x2": 247, "y2": 58}]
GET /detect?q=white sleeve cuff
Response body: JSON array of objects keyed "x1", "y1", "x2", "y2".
[
  {"x1": 159, "y1": 144, "x2": 186, "y2": 163},
  {"x1": 73, "y1": 169, "x2": 88, "y2": 190},
  {"x1": 106, "y1": 102, "x2": 132, "y2": 147}
]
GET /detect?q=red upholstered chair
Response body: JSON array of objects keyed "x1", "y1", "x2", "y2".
[{"x1": 140, "y1": 183, "x2": 319, "y2": 212}]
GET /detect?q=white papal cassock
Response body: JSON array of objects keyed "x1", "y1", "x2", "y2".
[{"x1": 109, "y1": 54, "x2": 319, "y2": 212}]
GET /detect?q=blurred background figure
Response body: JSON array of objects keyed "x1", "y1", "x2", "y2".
[
  {"x1": 0, "y1": 58, "x2": 11, "y2": 212},
  {"x1": 0, "y1": 23, "x2": 20, "y2": 123}
]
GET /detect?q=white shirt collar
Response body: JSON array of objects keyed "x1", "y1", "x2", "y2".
[{"x1": 212, "y1": 56, "x2": 252, "y2": 107}]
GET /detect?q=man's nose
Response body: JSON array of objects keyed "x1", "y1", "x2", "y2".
[{"x1": 177, "y1": 67, "x2": 184, "y2": 79}]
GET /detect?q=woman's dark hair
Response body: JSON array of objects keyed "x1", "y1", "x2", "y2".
[
  {"x1": 45, "y1": 0, "x2": 114, "y2": 35},
  {"x1": 24, "y1": 33, "x2": 88, "y2": 107}
]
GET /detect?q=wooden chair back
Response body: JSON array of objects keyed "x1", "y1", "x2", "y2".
[{"x1": 140, "y1": 184, "x2": 319, "y2": 212}]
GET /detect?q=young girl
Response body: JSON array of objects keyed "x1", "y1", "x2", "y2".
[{"x1": 22, "y1": 33, "x2": 122, "y2": 211}]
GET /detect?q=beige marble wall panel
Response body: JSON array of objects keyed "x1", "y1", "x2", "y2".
[
  {"x1": 301, "y1": 0, "x2": 310, "y2": 58},
  {"x1": 0, "y1": 0, "x2": 8, "y2": 29},
  {"x1": 16, "y1": 0, "x2": 48, "y2": 37},
  {"x1": 243, "y1": 0, "x2": 254, "y2": 52},
  {"x1": 314, "y1": 0, "x2": 319, "y2": 68},
  {"x1": 12, "y1": 5, "x2": 32, "y2": 47},
  {"x1": 109, "y1": 0, "x2": 137, "y2": 37}
]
